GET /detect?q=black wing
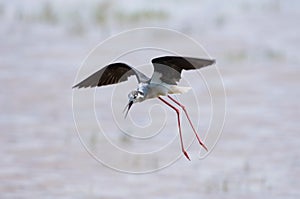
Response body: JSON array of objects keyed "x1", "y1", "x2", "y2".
[
  {"x1": 73, "y1": 63, "x2": 150, "y2": 88},
  {"x1": 151, "y1": 56, "x2": 215, "y2": 85}
]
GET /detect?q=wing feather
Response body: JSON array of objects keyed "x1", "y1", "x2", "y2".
[
  {"x1": 73, "y1": 63, "x2": 150, "y2": 88},
  {"x1": 151, "y1": 56, "x2": 215, "y2": 85}
]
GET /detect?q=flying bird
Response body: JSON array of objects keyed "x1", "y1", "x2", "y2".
[{"x1": 73, "y1": 56, "x2": 215, "y2": 160}]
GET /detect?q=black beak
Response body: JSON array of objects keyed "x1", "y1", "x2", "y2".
[{"x1": 123, "y1": 100, "x2": 133, "y2": 118}]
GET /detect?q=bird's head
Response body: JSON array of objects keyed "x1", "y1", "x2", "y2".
[{"x1": 123, "y1": 90, "x2": 145, "y2": 118}]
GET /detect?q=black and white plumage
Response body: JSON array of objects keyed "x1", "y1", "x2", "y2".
[
  {"x1": 73, "y1": 56, "x2": 215, "y2": 160},
  {"x1": 73, "y1": 56, "x2": 214, "y2": 88}
]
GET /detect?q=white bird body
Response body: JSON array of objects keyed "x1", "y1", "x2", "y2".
[{"x1": 137, "y1": 82, "x2": 191, "y2": 101}]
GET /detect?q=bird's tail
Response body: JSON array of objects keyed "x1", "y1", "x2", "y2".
[{"x1": 169, "y1": 86, "x2": 192, "y2": 94}]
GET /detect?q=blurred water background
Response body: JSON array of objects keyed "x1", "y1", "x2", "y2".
[{"x1": 1, "y1": 0, "x2": 299, "y2": 198}]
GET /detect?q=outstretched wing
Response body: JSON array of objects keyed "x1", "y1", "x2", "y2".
[
  {"x1": 73, "y1": 63, "x2": 150, "y2": 88},
  {"x1": 151, "y1": 56, "x2": 215, "y2": 85}
]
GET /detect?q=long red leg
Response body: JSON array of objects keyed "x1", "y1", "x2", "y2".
[
  {"x1": 158, "y1": 97, "x2": 190, "y2": 160},
  {"x1": 168, "y1": 95, "x2": 208, "y2": 151}
]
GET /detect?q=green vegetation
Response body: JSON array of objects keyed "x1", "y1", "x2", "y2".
[
  {"x1": 265, "y1": 48, "x2": 285, "y2": 61},
  {"x1": 9, "y1": 1, "x2": 169, "y2": 34},
  {"x1": 93, "y1": 1, "x2": 112, "y2": 26},
  {"x1": 39, "y1": 2, "x2": 58, "y2": 24},
  {"x1": 115, "y1": 10, "x2": 168, "y2": 24},
  {"x1": 92, "y1": 0, "x2": 169, "y2": 26}
]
